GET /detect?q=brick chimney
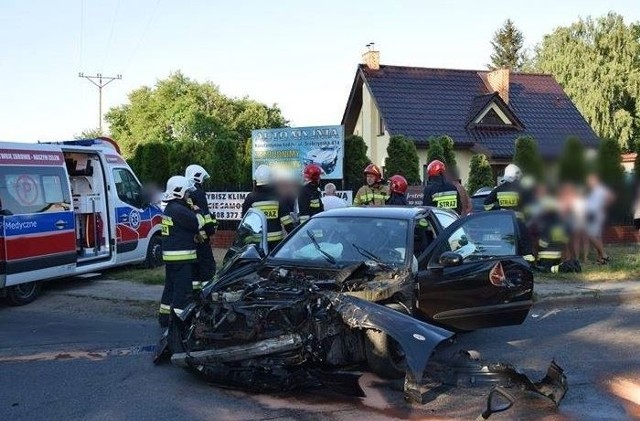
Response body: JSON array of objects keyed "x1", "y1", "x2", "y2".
[
  {"x1": 486, "y1": 68, "x2": 510, "y2": 103},
  {"x1": 362, "y1": 43, "x2": 380, "y2": 70}
]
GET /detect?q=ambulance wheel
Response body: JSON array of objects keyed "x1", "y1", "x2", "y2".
[
  {"x1": 7, "y1": 281, "x2": 41, "y2": 306},
  {"x1": 145, "y1": 235, "x2": 164, "y2": 268}
]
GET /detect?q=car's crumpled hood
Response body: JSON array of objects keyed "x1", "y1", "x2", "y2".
[{"x1": 330, "y1": 293, "x2": 454, "y2": 385}]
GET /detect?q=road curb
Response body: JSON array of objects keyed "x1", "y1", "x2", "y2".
[{"x1": 535, "y1": 289, "x2": 640, "y2": 308}]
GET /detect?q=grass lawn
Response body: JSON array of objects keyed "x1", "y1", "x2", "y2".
[
  {"x1": 104, "y1": 249, "x2": 228, "y2": 286},
  {"x1": 536, "y1": 245, "x2": 640, "y2": 283}
]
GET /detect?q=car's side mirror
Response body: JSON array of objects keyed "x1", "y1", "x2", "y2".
[
  {"x1": 245, "y1": 244, "x2": 266, "y2": 260},
  {"x1": 438, "y1": 251, "x2": 463, "y2": 267}
]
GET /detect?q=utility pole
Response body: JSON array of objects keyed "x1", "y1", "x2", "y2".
[{"x1": 78, "y1": 72, "x2": 122, "y2": 132}]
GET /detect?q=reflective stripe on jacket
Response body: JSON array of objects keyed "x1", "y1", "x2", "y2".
[{"x1": 354, "y1": 184, "x2": 389, "y2": 206}]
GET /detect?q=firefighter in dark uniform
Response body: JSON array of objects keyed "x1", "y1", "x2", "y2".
[
  {"x1": 388, "y1": 174, "x2": 431, "y2": 255},
  {"x1": 533, "y1": 197, "x2": 581, "y2": 273},
  {"x1": 297, "y1": 164, "x2": 324, "y2": 224},
  {"x1": 158, "y1": 176, "x2": 204, "y2": 328},
  {"x1": 354, "y1": 164, "x2": 389, "y2": 206},
  {"x1": 483, "y1": 164, "x2": 535, "y2": 263},
  {"x1": 185, "y1": 164, "x2": 218, "y2": 291},
  {"x1": 387, "y1": 175, "x2": 409, "y2": 206},
  {"x1": 242, "y1": 165, "x2": 295, "y2": 250},
  {"x1": 422, "y1": 160, "x2": 461, "y2": 212}
]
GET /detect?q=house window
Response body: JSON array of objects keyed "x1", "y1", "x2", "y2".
[
  {"x1": 478, "y1": 108, "x2": 506, "y2": 125},
  {"x1": 378, "y1": 115, "x2": 385, "y2": 135}
]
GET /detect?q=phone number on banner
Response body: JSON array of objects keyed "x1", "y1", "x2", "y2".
[{"x1": 206, "y1": 192, "x2": 248, "y2": 221}]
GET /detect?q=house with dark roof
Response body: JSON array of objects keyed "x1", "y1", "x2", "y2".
[{"x1": 341, "y1": 49, "x2": 599, "y2": 184}]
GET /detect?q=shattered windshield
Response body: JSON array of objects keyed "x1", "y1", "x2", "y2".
[{"x1": 272, "y1": 216, "x2": 410, "y2": 267}]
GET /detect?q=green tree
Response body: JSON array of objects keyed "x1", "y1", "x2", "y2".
[
  {"x1": 210, "y1": 139, "x2": 240, "y2": 189},
  {"x1": 439, "y1": 135, "x2": 457, "y2": 170},
  {"x1": 598, "y1": 138, "x2": 626, "y2": 187},
  {"x1": 534, "y1": 13, "x2": 640, "y2": 151},
  {"x1": 466, "y1": 154, "x2": 494, "y2": 194},
  {"x1": 344, "y1": 135, "x2": 370, "y2": 189},
  {"x1": 136, "y1": 143, "x2": 170, "y2": 186},
  {"x1": 426, "y1": 136, "x2": 445, "y2": 164},
  {"x1": 238, "y1": 138, "x2": 253, "y2": 187},
  {"x1": 558, "y1": 137, "x2": 587, "y2": 184},
  {"x1": 634, "y1": 140, "x2": 640, "y2": 183},
  {"x1": 597, "y1": 138, "x2": 628, "y2": 222},
  {"x1": 168, "y1": 140, "x2": 214, "y2": 178},
  {"x1": 513, "y1": 136, "x2": 544, "y2": 181},
  {"x1": 489, "y1": 19, "x2": 526, "y2": 70},
  {"x1": 75, "y1": 128, "x2": 105, "y2": 139},
  {"x1": 105, "y1": 71, "x2": 287, "y2": 158},
  {"x1": 384, "y1": 135, "x2": 420, "y2": 184}
]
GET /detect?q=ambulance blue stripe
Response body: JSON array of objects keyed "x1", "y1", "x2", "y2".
[{"x1": 2, "y1": 212, "x2": 75, "y2": 237}]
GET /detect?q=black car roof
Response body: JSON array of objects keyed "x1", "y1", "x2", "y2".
[{"x1": 317, "y1": 206, "x2": 456, "y2": 220}]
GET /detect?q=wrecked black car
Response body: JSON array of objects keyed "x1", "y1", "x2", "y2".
[
  {"x1": 225, "y1": 207, "x2": 534, "y2": 336},
  {"x1": 157, "y1": 207, "x2": 535, "y2": 398}
]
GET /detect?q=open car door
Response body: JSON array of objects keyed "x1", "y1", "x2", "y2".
[
  {"x1": 222, "y1": 209, "x2": 268, "y2": 265},
  {"x1": 414, "y1": 210, "x2": 533, "y2": 331}
]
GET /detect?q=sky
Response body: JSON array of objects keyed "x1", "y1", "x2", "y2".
[{"x1": 1, "y1": 0, "x2": 639, "y2": 142}]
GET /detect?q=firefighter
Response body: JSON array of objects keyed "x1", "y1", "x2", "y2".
[
  {"x1": 158, "y1": 176, "x2": 204, "y2": 328},
  {"x1": 484, "y1": 164, "x2": 535, "y2": 263},
  {"x1": 354, "y1": 164, "x2": 389, "y2": 206},
  {"x1": 533, "y1": 196, "x2": 581, "y2": 273},
  {"x1": 483, "y1": 164, "x2": 533, "y2": 217},
  {"x1": 422, "y1": 160, "x2": 461, "y2": 212},
  {"x1": 387, "y1": 174, "x2": 409, "y2": 205},
  {"x1": 242, "y1": 165, "x2": 294, "y2": 249},
  {"x1": 297, "y1": 164, "x2": 324, "y2": 223},
  {"x1": 185, "y1": 164, "x2": 218, "y2": 291}
]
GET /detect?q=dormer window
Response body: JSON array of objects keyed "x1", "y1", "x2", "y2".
[{"x1": 467, "y1": 93, "x2": 524, "y2": 131}]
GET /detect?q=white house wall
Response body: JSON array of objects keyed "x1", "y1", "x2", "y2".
[{"x1": 358, "y1": 82, "x2": 473, "y2": 185}]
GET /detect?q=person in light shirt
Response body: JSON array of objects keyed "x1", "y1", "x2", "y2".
[{"x1": 321, "y1": 183, "x2": 347, "y2": 210}]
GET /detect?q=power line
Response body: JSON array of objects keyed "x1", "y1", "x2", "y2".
[
  {"x1": 125, "y1": 0, "x2": 161, "y2": 72},
  {"x1": 102, "y1": 0, "x2": 121, "y2": 70},
  {"x1": 78, "y1": 73, "x2": 122, "y2": 132}
]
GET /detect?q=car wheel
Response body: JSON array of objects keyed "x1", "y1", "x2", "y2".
[
  {"x1": 364, "y1": 303, "x2": 408, "y2": 379},
  {"x1": 145, "y1": 235, "x2": 164, "y2": 268},
  {"x1": 7, "y1": 281, "x2": 41, "y2": 306}
]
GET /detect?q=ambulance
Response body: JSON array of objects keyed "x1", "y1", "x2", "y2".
[{"x1": 0, "y1": 137, "x2": 163, "y2": 305}]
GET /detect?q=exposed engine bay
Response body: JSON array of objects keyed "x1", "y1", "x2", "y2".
[{"x1": 155, "y1": 265, "x2": 452, "y2": 400}]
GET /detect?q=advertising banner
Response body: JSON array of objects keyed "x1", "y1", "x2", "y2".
[
  {"x1": 252, "y1": 125, "x2": 344, "y2": 180},
  {"x1": 207, "y1": 190, "x2": 353, "y2": 220}
]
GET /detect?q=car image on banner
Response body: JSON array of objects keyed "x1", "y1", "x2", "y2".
[{"x1": 302, "y1": 146, "x2": 340, "y2": 175}]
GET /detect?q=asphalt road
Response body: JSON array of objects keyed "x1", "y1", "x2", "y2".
[{"x1": 1, "y1": 292, "x2": 638, "y2": 421}]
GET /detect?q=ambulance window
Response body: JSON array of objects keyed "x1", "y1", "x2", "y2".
[
  {"x1": 0, "y1": 167, "x2": 70, "y2": 215},
  {"x1": 113, "y1": 168, "x2": 143, "y2": 208}
]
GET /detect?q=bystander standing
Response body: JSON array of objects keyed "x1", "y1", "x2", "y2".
[{"x1": 321, "y1": 183, "x2": 348, "y2": 210}]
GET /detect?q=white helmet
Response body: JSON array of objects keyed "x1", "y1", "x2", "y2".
[
  {"x1": 163, "y1": 176, "x2": 195, "y2": 201},
  {"x1": 185, "y1": 164, "x2": 209, "y2": 184},
  {"x1": 503, "y1": 164, "x2": 522, "y2": 183},
  {"x1": 254, "y1": 164, "x2": 271, "y2": 186}
]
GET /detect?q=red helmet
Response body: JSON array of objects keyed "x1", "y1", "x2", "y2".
[
  {"x1": 427, "y1": 160, "x2": 446, "y2": 178},
  {"x1": 364, "y1": 163, "x2": 383, "y2": 182},
  {"x1": 303, "y1": 164, "x2": 322, "y2": 183},
  {"x1": 389, "y1": 175, "x2": 408, "y2": 194}
]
